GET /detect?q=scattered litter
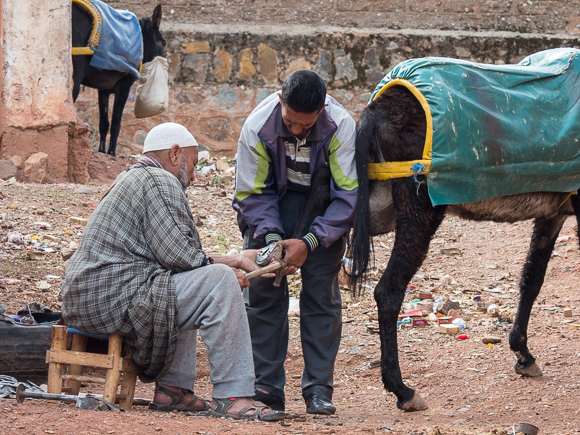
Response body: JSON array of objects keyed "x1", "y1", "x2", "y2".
[
  {"x1": 349, "y1": 346, "x2": 362, "y2": 354},
  {"x1": 412, "y1": 319, "x2": 428, "y2": 327},
  {"x1": 451, "y1": 318, "x2": 467, "y2": 331},
  {"x1": 33, "y1": 222, "x2": 51, "y2": 229},
  {"x1": 487, "y1": 304, "x2": 499, "y2": 317},
  {"x1": 288, "y1": 297, "x2": 300, "y2": 317},
  {"x1": 6, "y1": 232, "x2": 23, "y2": 244},
  {"x1": 437, "y1": 316, "x2": 453, "y2": 326},
  {"x1": 482, "y1": 336, "x2": 502, "y2": 344},
  {"x1": 440, "y1": 248, "x2": 462, "y2": 256},
  {"x1": 36, "y1": 281, "x2": 51, "y2": 291},
  {"x1": 399, "y1": 310, "x2": 423, "y2": 318},
  {"x1": 68, "y1": 217, "x2": 88, "y2": 226},
  {"x1": 440, "y1": 324, "x2": 459, "y2": 334},
  {"x1": 27, "y1": 251, "x2": 46, "y2": 261}
]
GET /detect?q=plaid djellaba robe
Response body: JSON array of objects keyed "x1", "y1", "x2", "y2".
[{"x1": 62, "y1": 166, "x2": 208, "y2": 382}]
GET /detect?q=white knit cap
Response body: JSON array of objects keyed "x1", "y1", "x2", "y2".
[{"x1": 143, "y1": 122, "x2": 198, "y2": 153}]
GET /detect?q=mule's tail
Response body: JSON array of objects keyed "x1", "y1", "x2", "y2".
[{"x1": 349, "y1": 107, "x2": 379, "y2": 294}]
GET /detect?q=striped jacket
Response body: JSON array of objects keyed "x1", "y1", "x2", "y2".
[{"x1": 233, "y1": 92, "x2": 358, "y2": 249}]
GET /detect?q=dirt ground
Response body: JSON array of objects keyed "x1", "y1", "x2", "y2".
[{"x1": 1, "y1": 152, "x2": 580, "y2": 434}]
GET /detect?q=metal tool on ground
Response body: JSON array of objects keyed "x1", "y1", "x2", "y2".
[
  {"x1": 245, "y1": 244, "x2": 287, "y2": 287},
  {"x1": 15, "y1": 384, "x2": 150, "y2": 409},
  {"x1": 0, "y1": 375, "x2": 45, "y2": 399}
]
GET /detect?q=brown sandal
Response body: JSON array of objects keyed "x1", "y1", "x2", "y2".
[
  {"x1": 208, "y1": 397, "x2": 286, "y2": 421},
  {"x1": 148, "y1": 385, "x2": 210, "y2": 412}
]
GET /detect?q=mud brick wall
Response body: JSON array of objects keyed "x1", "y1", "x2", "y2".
[
  {"x1": 1, "y1": 0, "x2": 91, "y2": 182},
  {"x1": 74, "y1": 1, "x2": 580, "y2": 156}
]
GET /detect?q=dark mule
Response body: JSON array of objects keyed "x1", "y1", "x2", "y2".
[
  {"x1": 72, "y1": 4, "x2": 165, "y2": 156},
  {"x1": 351, "y1": 85, "x2": 580, "y2": 411}
]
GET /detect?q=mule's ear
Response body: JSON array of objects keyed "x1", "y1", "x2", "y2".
[{"x1": 152, "y1": 5, "x2": 162, "y2": 29}]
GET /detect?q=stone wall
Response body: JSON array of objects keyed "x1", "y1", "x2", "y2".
[
  {"x1": 0, "y1": 0, "x2": 91, "y2": 182},
  {"x1": 75, "y1": 22, "x2": 580, "y2": 156},
  {"x1": 111, "y1": 0, "x2": 580, "y2": 35},
  {"x1": 74, "y1": 1, "x2": 580, "y2": 156}
]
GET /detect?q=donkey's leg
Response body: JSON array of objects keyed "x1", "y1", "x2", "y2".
[
  {"x1": 571, "y1": 194, "x2": 580, "y2": 243},
  {"x1": 71, "y1": 57, "x2": 90, "y2": 102},
  {"x1": 510, "y1": 215, "x2": 567, "y2": 377},
  {"x1": 376, "y1": 181, "x2": 446, "y2": 411},
  {"x1": 97, "y1": 90, "x2": 111, "y2": 154},
  {"x1": 108, "y1": 75, "x2": 135, "y2": 156}
]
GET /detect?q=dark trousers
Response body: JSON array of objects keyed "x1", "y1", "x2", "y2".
[{"x1": 242, "y1": 189, "x2": 346, "y2": 402}]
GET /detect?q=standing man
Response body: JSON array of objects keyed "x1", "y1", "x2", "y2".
[{"x1": 233, "y1": 70, "x2": 357, "y2": 414}]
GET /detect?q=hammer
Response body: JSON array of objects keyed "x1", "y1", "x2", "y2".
[{"x1": 245, "y1": 244, "x2": 287, "y2": 287}]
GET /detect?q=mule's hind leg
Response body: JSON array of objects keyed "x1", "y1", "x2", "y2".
[
  {"x1": 97, "y1": 90, "x2": 111, "y2": 154},
  {"x1": 376, "y1": 181, "x2": 445, "y2": 411},
  {"x1": 71, "y1": 57, "x2": 90, "y2": 102},
  {"x1": 510, "y1": 215, "x2": 567, "y2": 377},
  {"x1": 571, "y1": 194, "x2": 580, "y2": 242},
  {"x1": 108, "y1": 75, "x2": 135, "y2": 156}
]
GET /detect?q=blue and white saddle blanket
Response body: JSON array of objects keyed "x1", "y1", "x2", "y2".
[{"x1": 87, "y1": 0, "x2": 143, "y2": 79}]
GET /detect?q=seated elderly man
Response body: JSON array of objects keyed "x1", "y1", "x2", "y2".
[{"x1": 61, "y1": 122, "x2": 283, "y2": 421}]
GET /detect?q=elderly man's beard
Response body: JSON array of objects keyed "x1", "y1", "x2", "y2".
[{"x1": 178, "y1": 157, "x2": 190, "y2": 192}]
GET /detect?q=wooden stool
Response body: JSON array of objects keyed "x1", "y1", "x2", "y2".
[{"x1": 46, "y1": 325, "x2": 141, "y2": 410}]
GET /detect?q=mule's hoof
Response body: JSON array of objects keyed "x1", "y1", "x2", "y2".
[
  {"x1": 515, "y1": 361, "x2": 543, "y2": 377},
  {"x1": 400, "y1": 393, "x2": 428, "y2": 412}
]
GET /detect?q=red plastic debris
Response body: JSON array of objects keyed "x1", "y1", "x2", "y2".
[
  {"x1": 398, "y1": 310, "x2": 423, "y2": 319},
  {"x1": 457, "y1": 335, "x2": 468, "y2": 340}
]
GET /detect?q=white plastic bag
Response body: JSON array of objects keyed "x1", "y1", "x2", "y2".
[{"x1": 134, "y1": 56, "x2": 169, "y2": 118}]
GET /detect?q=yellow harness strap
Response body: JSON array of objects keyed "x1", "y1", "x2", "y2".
[
  {"x1": 71, "y1": 0, "x2": 102, "y2": 56},
  {"x1": 368, "y1": 79, "x2": 434, "y2": 180},
  {"x1": 368, "y1": 160, "x2": 432, "y2": 180},
  {"x1": 557, "y1": 190, "x2": 578, "y2": 209}
]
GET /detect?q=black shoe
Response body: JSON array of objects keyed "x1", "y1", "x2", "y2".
[
  {"x1": 305, "y1": 393, "x2": 336, "y2": 415},
  {"x1": 252, "y1": 389, "x2": 285, "y2": 412}
]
